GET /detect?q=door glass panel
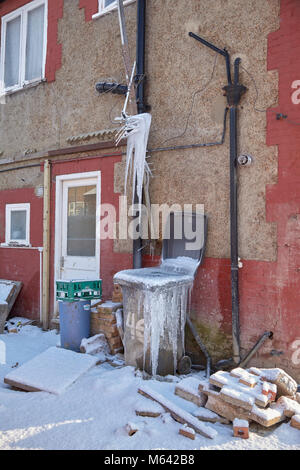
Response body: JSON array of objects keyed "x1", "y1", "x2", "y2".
[
  {"x1": 10, "y1": 210, "x2": 26, "y2": 240},
  {"x1": 67, "y1": 185, "x2": 96, "y2": 256}
]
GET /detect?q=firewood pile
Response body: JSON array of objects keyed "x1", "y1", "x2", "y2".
[
  {"x1": 136, "y1": 366, "x2": 300, "y2": 440},
  {"x1": 201, "y1": 367, "x2": 300, "y2": 430}
]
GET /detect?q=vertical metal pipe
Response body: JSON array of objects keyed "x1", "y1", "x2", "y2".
[
  {"x1": 38, "y1": 247, "x2": 43, "y2": 324},
  {"x1": 136, "y1": 0, "x2": 146, "y2": 114},
  {"x1": 230, "y1": 57, "x2": 244, "y2": 364},
  {"x1": 42, "y1": 160, "x2": 51, "y2": 330},
  {"x1": 133, "y1": 0, "x2": 146, "y2": 269},
  {"x1": 229, "y1": 106, "x2": 240, "y2": 364}
]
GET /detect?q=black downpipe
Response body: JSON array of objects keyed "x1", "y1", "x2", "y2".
[
  {"x1": 133, "y1": 0, "x2": 146, "y2": 269},
  {"x1": 224, "y1": 58, "x2": 246, "y2": 364},
  {"x1": 189, "y1": 33, "x2": 247, "y2": 365},
  {"x1": 239, "y1": 331, "x2": 273, "y2": 369}
]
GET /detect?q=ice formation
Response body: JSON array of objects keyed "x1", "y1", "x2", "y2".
[
  {"x1": 160, "y1": 256, "x2": 199, "y2": 277},
  {"x1": 114, "y1": 255, "x2": 200, "y2": 376},
  {"x1": 142, "y1": 282, "x2": 193, "y2": 376},
  {"x1": 116, "y1": 113, "x2": 152, "y2": 212}
]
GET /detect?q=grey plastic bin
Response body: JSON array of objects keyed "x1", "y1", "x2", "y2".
[{"x1": 114, "y1": 212, "x2": 207, "y2": 376}]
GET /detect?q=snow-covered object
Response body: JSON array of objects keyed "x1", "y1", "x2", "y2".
[
  {"x1": 176, "y1": 377, "x2": 204, "y2": 396},
  {"x1": 221, "y1": 386, "x2": 256, "y2": 409},
  {"x1": 0, "y1": 281, "x2": 15, "y2": 302},
  {"x1": 142, "y1": 284, "x2": 191, "y2": 376},
  {"x1": 175, "y1": 377, "x2": 207, "y2": 407},
  {"x1": 99, "y1": 301, "x2": 123, "y2": 310},
  {"x1": 4, "y1": 347, "x2": 98, "y2": 394},
  {"x1": 233, "y1": 418, "x2": 249, "y2": 428},
  {"x1": 80, "y1": 334, "x2": 110, "y2": 355},
  {"x1": 114, "y1": 267, "x2": 193, "y2": 290},
  {"x1": 292, "y1": 414, "x2": 300, "y2": 424},
  {"x1": 252, "y1": 402, "x2": 285, "y2": 423},
  {"x1": 276, "y1": 396, "x2": 300, "y2": 418},
  {"x1": 115, "y1": 309, "x2": 124, "y2": 330},
  {"x1": 210, "y1": 370, "x2": 273, "y2": 409},
  {"x1": 118, "y1": 113, "x2": 152, "y2": 212},
  {"x1": 160, "y1": 257, "x2": 200, "y2": 277},
  {"x1": 179, "y1": 425, "x2": 196, "y2": 439},
  {"x1": 115, "y1": 264, "x2": 194, "y2": 376},
  {"x1": 139, "y1": 384, "x2": 218, "y2": 439},
  {"x1": 249, "y1": 367, "x2": 298, "y2": 397},
  {"x1": 135, "y1": 400, "x2": 164, "y2": 415}
]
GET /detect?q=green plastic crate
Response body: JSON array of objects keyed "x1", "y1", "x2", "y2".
[{"x1": 56, "y1": 279, "x2": 102, "y2": 302}]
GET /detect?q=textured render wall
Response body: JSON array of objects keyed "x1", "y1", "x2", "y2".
[
  {"x1": 2, "y1": 0, "x2": 299, "y2": 377},
  {"x1": 0, "y1": 0, "x2": 279, "y2": 262},
  {"x1": 0, "y1": 0, "x2": 63, "y2": 158}
]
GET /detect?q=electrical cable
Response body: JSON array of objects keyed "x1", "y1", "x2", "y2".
[
  {"x1": 241, "y1": 64, "x2": 300, "y2": 126},
  {"x1": 158, "y1": 52, "x2": 219, "y2": 146}
]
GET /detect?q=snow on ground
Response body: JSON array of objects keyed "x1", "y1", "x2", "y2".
[{"x1": 0, "y1": 324, "x2": 299, "y2": 450}]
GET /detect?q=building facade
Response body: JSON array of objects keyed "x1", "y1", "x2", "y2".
[{"x1": 0, "y1": 0, "x2": 299, "y2": 379}]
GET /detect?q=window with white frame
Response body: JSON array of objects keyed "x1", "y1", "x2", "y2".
[
  {"x1": 96, "y1": 0, "x2": 136, "y2": 17},
  {"x1": 0, "y1": 0, "x2": 47, "y2": 93},
  {"x1": 5, "y1": 203, "x2": 30, "y2": 246}
]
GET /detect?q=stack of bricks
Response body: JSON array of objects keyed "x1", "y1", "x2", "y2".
[
  {"x1": 90, "y1": 284, "x2": 124, "y2": 355},
  {"x1": 112, "y1": 283, "x2": 123, "y2": 303}
]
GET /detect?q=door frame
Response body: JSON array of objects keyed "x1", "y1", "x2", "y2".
[{"x1": 53, "y1": 171, "x2": 101, "y2": 315}]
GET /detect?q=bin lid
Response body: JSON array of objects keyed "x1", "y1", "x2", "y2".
[
  {"x1": 114, "y1": 267, "x2": 194, "y2": 290},
  {"x1": 161, "y1": 212, "x2": 207, "y2": 268}
]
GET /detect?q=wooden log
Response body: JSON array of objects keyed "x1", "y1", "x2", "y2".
[
  {"x1": 290, "y1": 415, "x2": 300, "y2": 430},
  {"x1": 179, "y1": 426, "x2": 196, "y2": 440},
  {"x1": 138, "y1": 385, "x2": 217, "y2": 439},
  {"x1": 205, "y1": 395, "x2": 252, "y2": 423},
  {"x1": 135, "y1": 410, "x2": 162, "y2": 418}
]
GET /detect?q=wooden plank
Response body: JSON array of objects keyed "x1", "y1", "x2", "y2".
[
  {"x1": 4, "y1": 378, "x2": 41, "y2": 393},
  {"x1": 175, "y1": 387, "x2": 207, "y2": 407},
  {"x1": 138, "y1": 385, "x2": 217, "y2": 439},
  {"x1": 205, "y1": 395, "x2": 252, "y2": 423},
  {"x1": 42, "y1": 160, "x2": 51, "y2": 330}
]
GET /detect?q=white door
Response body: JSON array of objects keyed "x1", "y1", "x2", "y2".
[{"x1": 55, "y1": 172, "x2": 101, "y2": 286}]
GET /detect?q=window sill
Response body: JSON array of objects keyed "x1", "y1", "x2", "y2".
[
  {"x1": 1, "y1": 78, "x2": 46, "y2": 97},
  {"x1": 1, "y1": 243, "x2": 32, "y2": 248},
  {"x1": 92, "y1": 0, "x2": 136, "y2": 20}
]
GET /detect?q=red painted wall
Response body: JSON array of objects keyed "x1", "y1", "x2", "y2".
[
  {"x1": 79, "y1": 0, "x2": 98, "y2": 22},
  {"x1": 49, "y1": 154, "x2": 132, "y2": 314},
  {"x1": 188, "y1": 0, "x2": 300, "y2": 377},
  {"x1": 0, "y1": 188, "x2": 43, "y2": 319},
  {"x1": 0, "y1": 155, "x2": 132, "y2": 320},
  {"x1": 0, "y1": 0, "x2": 63, "y2": 83}
]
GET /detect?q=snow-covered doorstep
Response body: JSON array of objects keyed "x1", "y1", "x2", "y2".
[{"x1": 0, "y1": 324, "x2": 299, "y2": 450}]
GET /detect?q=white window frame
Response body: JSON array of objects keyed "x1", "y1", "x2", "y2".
[
  {"x1": 0, "y1": 0, "x2": 48, "y2": 94},
  {"x1": 93, "y1": 0, "x2": 136, "y2": 19},
  {"x1": 4, "y1": 203, "x2": 31, "y2": 246}
]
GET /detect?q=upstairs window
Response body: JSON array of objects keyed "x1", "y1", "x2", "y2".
[
  {"x1": 95, "y1": 0, "x2": 135, "y2": 17},
  {"x1": 0, "y1": 0, "x2": 47, "y2": 93}
]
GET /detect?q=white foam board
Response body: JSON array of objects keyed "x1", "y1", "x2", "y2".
[{"x1": 4, "y1": 346, "x2": 98, "y2": 394}]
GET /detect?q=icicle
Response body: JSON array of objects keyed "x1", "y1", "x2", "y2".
[
  {"x1": 116, "y1": 113, "x2": 152, "y2": 217},
  {"x1": 142, "y1": 282, "x2": 192, "y2": 377}
]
